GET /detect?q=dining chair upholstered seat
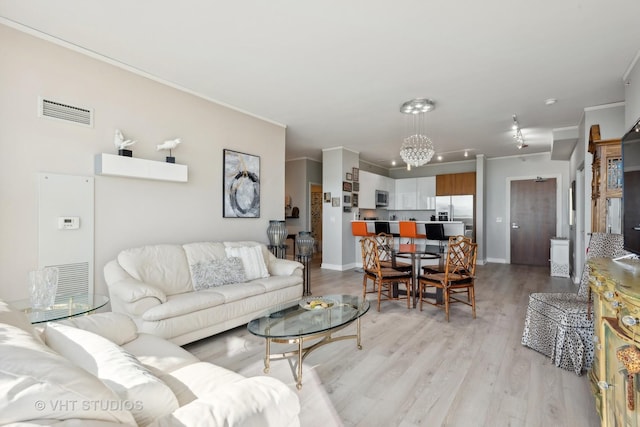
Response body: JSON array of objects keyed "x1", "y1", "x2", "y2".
[
  {"x1": 421, "y1": 235, "x2": 470, "y2": 275},
  {"x1": 521, "y1": 232, "x2": 628, "y2": 375},
  {"x1": 361, "y1": 236, "x2": 413, "y2": 311},
  {"x1": 417, "y1": 236, "x2": 477, "y2": 321}
]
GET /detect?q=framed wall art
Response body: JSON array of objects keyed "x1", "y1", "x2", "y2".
[
  {"x1": 346, "y1": 172, "x2": 353, "y2": 180},
  {"x1": 353, "y1": 182, "x2": 359, "y2": 192},
  {"x1": 223, "y1": 149, "x2": 260, "y2": 218},
  {"x1": 332, "y1": 197, "x2": 340, "y2": 207},
  {"x1": 342, "y1": 181, "x2": 352, "y2": 192},
  {"x1": 343, "y1": 194, "x2": 351, "y2": 205},
  {"x1": 324, "y1": 192, "x2": 331, "y2": 203},
  {"x1": 352, "y1": 193, "x2": 359, "y2": 207},
  {"x1": 352, "y1": 167, "x2": 359, "y2": 181}
]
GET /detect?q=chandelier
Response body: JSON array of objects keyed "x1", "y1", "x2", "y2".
[
  {"x1": 512, "y1": 114, "x2": 527, "y2": 149},
  {"x1": 400, "y1": 98, "x2": 436, "y2": 170}
]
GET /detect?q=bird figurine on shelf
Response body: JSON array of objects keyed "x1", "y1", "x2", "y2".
[
  {"x1": 114, "y1": 129, "x2": 136, "y2": 157},
  {"x1": 156, "y1": 138, "x2": 182, "y2": 163}
]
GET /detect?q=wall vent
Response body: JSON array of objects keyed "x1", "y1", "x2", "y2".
[
  {"x1": 45, "y1": 262, "x2": 89, "y2": 296},
  {"x1": 38, "y1": 97, "x2": 93, "y2": 127}
]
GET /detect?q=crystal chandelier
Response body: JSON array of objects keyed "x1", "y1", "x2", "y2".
[
  {"x1": 512, "y1": 114, "x2": 527, "y2": 149},
  {"x1": 400, "y1": 98, "x2": 436, "y2": 170}
]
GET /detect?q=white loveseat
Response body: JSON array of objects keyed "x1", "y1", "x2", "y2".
[
  {"x1": 104, "y1": 241, "x2": 304, "y2": 345},
  {"x1": 0, "y1": 300, "x2": 300, "y2": 426}
]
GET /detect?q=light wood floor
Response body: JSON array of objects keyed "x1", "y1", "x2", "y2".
[{"x1": 185, "y1": 257, "x2": 600, "y2": 427}]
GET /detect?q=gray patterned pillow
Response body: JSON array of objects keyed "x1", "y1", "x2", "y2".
[{"x1": 190, "y1": 257, "x2": 246, "y2": 290}]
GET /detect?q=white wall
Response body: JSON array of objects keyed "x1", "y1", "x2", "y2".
[
  {"x1": 322, "y1": 147, "x2": 359, "y2": 270},
  {"x1": 485, "y1": 153, "x2": 570, "y2": 263},
  {"x1": 625, "y1": 52, "x2": 640, "y2": 129},
  {"x1": 285, "y1": 159, "x2": 306, "y2": 235},
  {"x1": 0, "y1": 24, "x2": 286, "y2": 300},
  {"x1": 285, "y1": 158, "x2": 322, "y2": 234}
]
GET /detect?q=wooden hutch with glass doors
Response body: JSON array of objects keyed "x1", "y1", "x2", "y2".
[{"x1": 589, "y1": 124, "x2": 622, "y2": 233}]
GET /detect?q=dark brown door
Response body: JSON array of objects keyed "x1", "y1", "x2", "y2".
[{"x1": 510, "y1": 178, "x2": 556, "y2": 265}]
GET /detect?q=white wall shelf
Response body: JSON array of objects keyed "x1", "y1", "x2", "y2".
[{"x1": 94, "y1": 153, "x2": 188, "y2": 183}]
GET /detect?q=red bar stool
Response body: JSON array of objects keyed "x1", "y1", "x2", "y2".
[
  {"x1": 398, "y1": 221, "x2": 426, "y2": 244},
  {"x1": 352, "y1": 221, "x2": 374, "y2": 273},
  {"x1": 351, "y1": 221, "x2": 374, "y2": 238}
]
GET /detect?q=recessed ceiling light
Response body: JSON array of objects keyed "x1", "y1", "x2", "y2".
[
  {"x1": 391, "y1": 160, "x2": 396, "y2": 166},
  {"x1": 437, "y1": 155, "x2": 443, "y2": 161},
  {"x1": 545, "y1": 98, "x2": 557, "y2": 106}
]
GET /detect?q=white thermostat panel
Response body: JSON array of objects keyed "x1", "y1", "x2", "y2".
[{"x1": 58, "y1": 216, "x2": 80, "y2": 230}]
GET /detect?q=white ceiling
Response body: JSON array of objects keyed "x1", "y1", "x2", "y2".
[{"x1": 2, "y1": 1, "x2": 640, "y2": 167}]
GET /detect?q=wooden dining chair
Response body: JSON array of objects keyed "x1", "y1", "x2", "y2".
[
  {"x1": 373, "y1": 233, "x2": 412, "y2": 272},
  {"x1": 360, "y1": 236, "x2": 413, "y2": 311},
  {"x1": 418, "y1": 236, "x2": 477, "y2": 321},
  {"x1": 421, "y1": 235, "x2": 471, "y2": 275}
]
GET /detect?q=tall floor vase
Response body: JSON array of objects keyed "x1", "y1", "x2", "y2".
[
  {"x1": 296, "y1": 231, "x2": 315, "y2": 296},
  {"x1": 267, "y1": 220, "x2": 288, "y2": 258}
]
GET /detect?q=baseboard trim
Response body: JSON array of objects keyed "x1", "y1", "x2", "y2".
[{"x1": 321, "y1": 262, "x2": 357, "y2": 271}]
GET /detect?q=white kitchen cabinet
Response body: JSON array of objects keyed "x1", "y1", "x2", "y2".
[
  {"x1": 395, "y1": 178, "x2": 417, "y2": 210},
  {"x1": 358, "y1": 170, "x2": 376, "y2": 209},
  {"x1": 359, "y1": 171, "x2": 394, "y2": 209},
  {"x1": 381, "y1": 175, "x2": 395, "y2": 210},
  {"x1": 550, "y1": 238, "x2": 569, "y2": 277},
  {"x1": 417, "y1": 176, "x2": 436, "y2": 210}
]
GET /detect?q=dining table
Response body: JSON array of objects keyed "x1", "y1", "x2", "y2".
[{"x1": 392, "y1": 243, "x2": 444, "y2": 308}]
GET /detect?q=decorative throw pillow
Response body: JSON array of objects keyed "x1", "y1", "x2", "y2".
[
  {"x1": 224, "y1": 245, "x2": 270, "y2": 281},
  {"x1": 190, "y1": 257, "x2": 246, "y2": 290},
  {"x1": 45, "y1": 323, "x2": 179, "y2": 426}
]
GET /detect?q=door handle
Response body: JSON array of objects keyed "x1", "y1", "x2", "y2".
[{"x1": 511, "y1": 223, "x2": 520, "y2": 229}]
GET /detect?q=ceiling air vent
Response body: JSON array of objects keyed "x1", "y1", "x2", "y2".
[{"x1": 38, "y1": 97, "x2": 93, "y2": 127}]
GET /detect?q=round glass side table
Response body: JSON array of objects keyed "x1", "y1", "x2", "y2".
[{"x1": 10, "y1": 293, "x2": 110, "y2": 324}]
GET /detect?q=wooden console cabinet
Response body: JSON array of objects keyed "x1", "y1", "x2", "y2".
[{"x1": 589, "y1": 257, "x2": 640, "y2": 426}]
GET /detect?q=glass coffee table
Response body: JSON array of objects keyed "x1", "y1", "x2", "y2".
[
  {"x1": 247, "y1": 294, "x2": 370, "y2": 389},
  {"x1": 10, "y1": 293, "x2": 110, "y2": 324}
]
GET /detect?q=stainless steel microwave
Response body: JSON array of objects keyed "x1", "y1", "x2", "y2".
[{"x1": 375, "y1": 190, "x2": 389, "y2": 207}]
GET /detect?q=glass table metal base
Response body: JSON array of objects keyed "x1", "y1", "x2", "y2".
[{"x1": 247, "y1": 294, "x2": 369, "y2": 389}]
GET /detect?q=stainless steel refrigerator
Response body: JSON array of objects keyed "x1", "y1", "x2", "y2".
[{"x1": 435, "y1": 195, "x2": 474, "y2": 238}]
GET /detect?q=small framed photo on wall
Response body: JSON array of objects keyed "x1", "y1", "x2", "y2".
[
  {"x1": 324, "y1": 192, "x2": 331, "y2": 203},
  {"x1": 346, "y1": 172, "x2": 353, "y2": 181},
  {"x1": 343, "y1": 194, "x2": 351, "y2": 205},
  {"x1": 352, "y1": 167, "x2": 359, "y2": 181},
  {"x1": 353, "y1": 182, "x2": 360, "y2": 192},
  {"x1": 332, "y1": 197, "x2": 340, "y2": 207},
  {"x1": 342, "y1": 181, "x2": 352, "y2": 192},
  {"x1": 352, "y1": 193, "x2": 359, "y2": 207}
]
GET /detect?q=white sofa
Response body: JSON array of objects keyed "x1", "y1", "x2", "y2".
[
  {"x1": 0, "y1": 300, "x2": 300, "y2": 426},
  {"x1": 104, "y1": 241, "x2": 304, "y2": 345}
]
